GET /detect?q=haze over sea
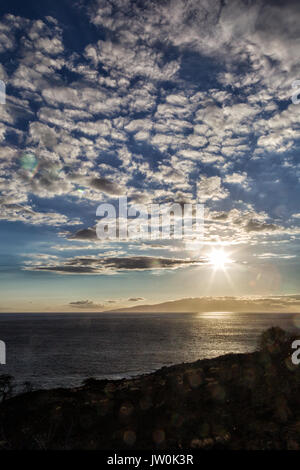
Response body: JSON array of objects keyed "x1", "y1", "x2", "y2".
[{"x1": 0, "y1": 312, "x2": 299, "y2": 391}]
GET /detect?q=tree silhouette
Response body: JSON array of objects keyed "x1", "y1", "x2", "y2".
[
  {"x1": 0, "y1": 374, "x2": 14, "y2": 402},
  {"x1": 258, "y1": 326, "x2": 287, "y2": 354}
]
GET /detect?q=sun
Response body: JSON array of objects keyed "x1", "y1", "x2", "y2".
[{"x1": 208, "y1": 249, "x2": 232, "y2": 270}]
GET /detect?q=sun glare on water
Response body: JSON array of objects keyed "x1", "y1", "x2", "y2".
[{"x1": 208, "y1": 249, "x2": 232, "y2": 270}]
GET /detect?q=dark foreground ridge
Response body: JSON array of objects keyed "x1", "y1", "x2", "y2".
[{"x1": 1, "y1": 327, "x2": 300, "y2": 450}]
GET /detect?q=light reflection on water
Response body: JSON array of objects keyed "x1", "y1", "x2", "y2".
[{"x1": 197, "y1": 311, "x2": 234, "y2": 318}]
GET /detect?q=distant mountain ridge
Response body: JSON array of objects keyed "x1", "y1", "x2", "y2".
[{"x1": 105, "y1": 295, "x2": 300, "y2": 314}]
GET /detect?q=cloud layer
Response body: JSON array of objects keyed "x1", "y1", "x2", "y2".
[{"x1": 0, "y1": 0, "x2": 299, "y2": 294}]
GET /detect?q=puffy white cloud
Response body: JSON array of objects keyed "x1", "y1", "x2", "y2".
[
  {"x1": 224, "y1": 172, "x2": 248, "y2": 186},
  {"x1": 197, "y1": 175, "x2": 229, "y2": 202},
  {"x1": 85, "y1": 39, "x2": 180, "y2": 81}
]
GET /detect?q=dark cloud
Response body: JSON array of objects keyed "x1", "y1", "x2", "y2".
[
  {"x1": 69, "y1": 227, "x2": 97, "y2": 240},
  {"x1": 90, "y1": 177, "x2": 122, "y2": 195},
  {"x1": 69, "y1": 300, "x2": 103, "y2": 309},
  {"x1": 26, "y1": 255, "x2": 203, "y2": 274},
  {"x1": 128, "y1": 297, "x2": 145, "y2": 302},
  {"x1": 212, "y1": 212, "x2": 228, "y2": 221},
  {"x1": 245, "y1": 220, "x2": 279, "y2": 233}
]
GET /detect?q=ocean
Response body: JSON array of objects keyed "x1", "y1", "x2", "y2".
[{"x1": 0, "y1": 311, "x2": 298, "y2": 392}]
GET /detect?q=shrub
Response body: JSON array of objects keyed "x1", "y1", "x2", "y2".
[
  {"x1": 0, "y1": 374, "x2": 14, "y2": 402},
  {"x1": 258, "y1": 327, "x2": 287, "y2": 354},
  {"x1": 23, "y1": 381, "x2": 33, "y2": 393}
]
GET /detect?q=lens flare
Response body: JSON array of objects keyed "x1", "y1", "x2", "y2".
[
  {"x1": 19, "y1": 153, "x2": 39, "y2": 177},
  {"x1": 76, "y1": 187, "x2": 86, "y2": 196}
]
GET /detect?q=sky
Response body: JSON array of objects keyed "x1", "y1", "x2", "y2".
[{"x1": 0, "y1": 0, "x2": 300, "y2": 312}]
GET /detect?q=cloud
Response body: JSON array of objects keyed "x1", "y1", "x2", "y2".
[
  {"x1": 128, "y1": 297, "x2": 145, "y2": 302},
  {"x1": 68, "y1": 227, "x2": 98, "y2": 241},
  {"x1": 255, "y1": 253, "x2": 296, "y2": 260},
  {"x1": 0, "y1": 0, "x2": 299, "y2": 275},
  {"x1": 244, "y1": 220, "x2": 279, "y2": 233},
  {"x1": 25, "y1": 255, "x2": 203, "y2": 275},
  {"x1": 90, "y1": 177, "x2": 122, "y2": 195},
  {"x1": 224, "y1": 172, "x2": 248, "y2": 186},
  {"x1": 197, "y1": 176, "x2": 229, "y2": 202},
  {"x1": 69, "y1": 300, "x2": 104, "y2": 309},
  {"x1": 0, "y1": 202, "x2": 81, "y2": 226},
  {"x1": 85, "y1": 39, "x2": 180, "y2": 81}
]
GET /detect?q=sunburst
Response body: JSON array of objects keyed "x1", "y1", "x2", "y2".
[{"x1": 208, "y1": 249, "x2": 232, "y2": 270}]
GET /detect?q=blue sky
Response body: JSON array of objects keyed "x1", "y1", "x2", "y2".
[{"x1": 0, "y1": 0, "x2": 300, "y2": 311}]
